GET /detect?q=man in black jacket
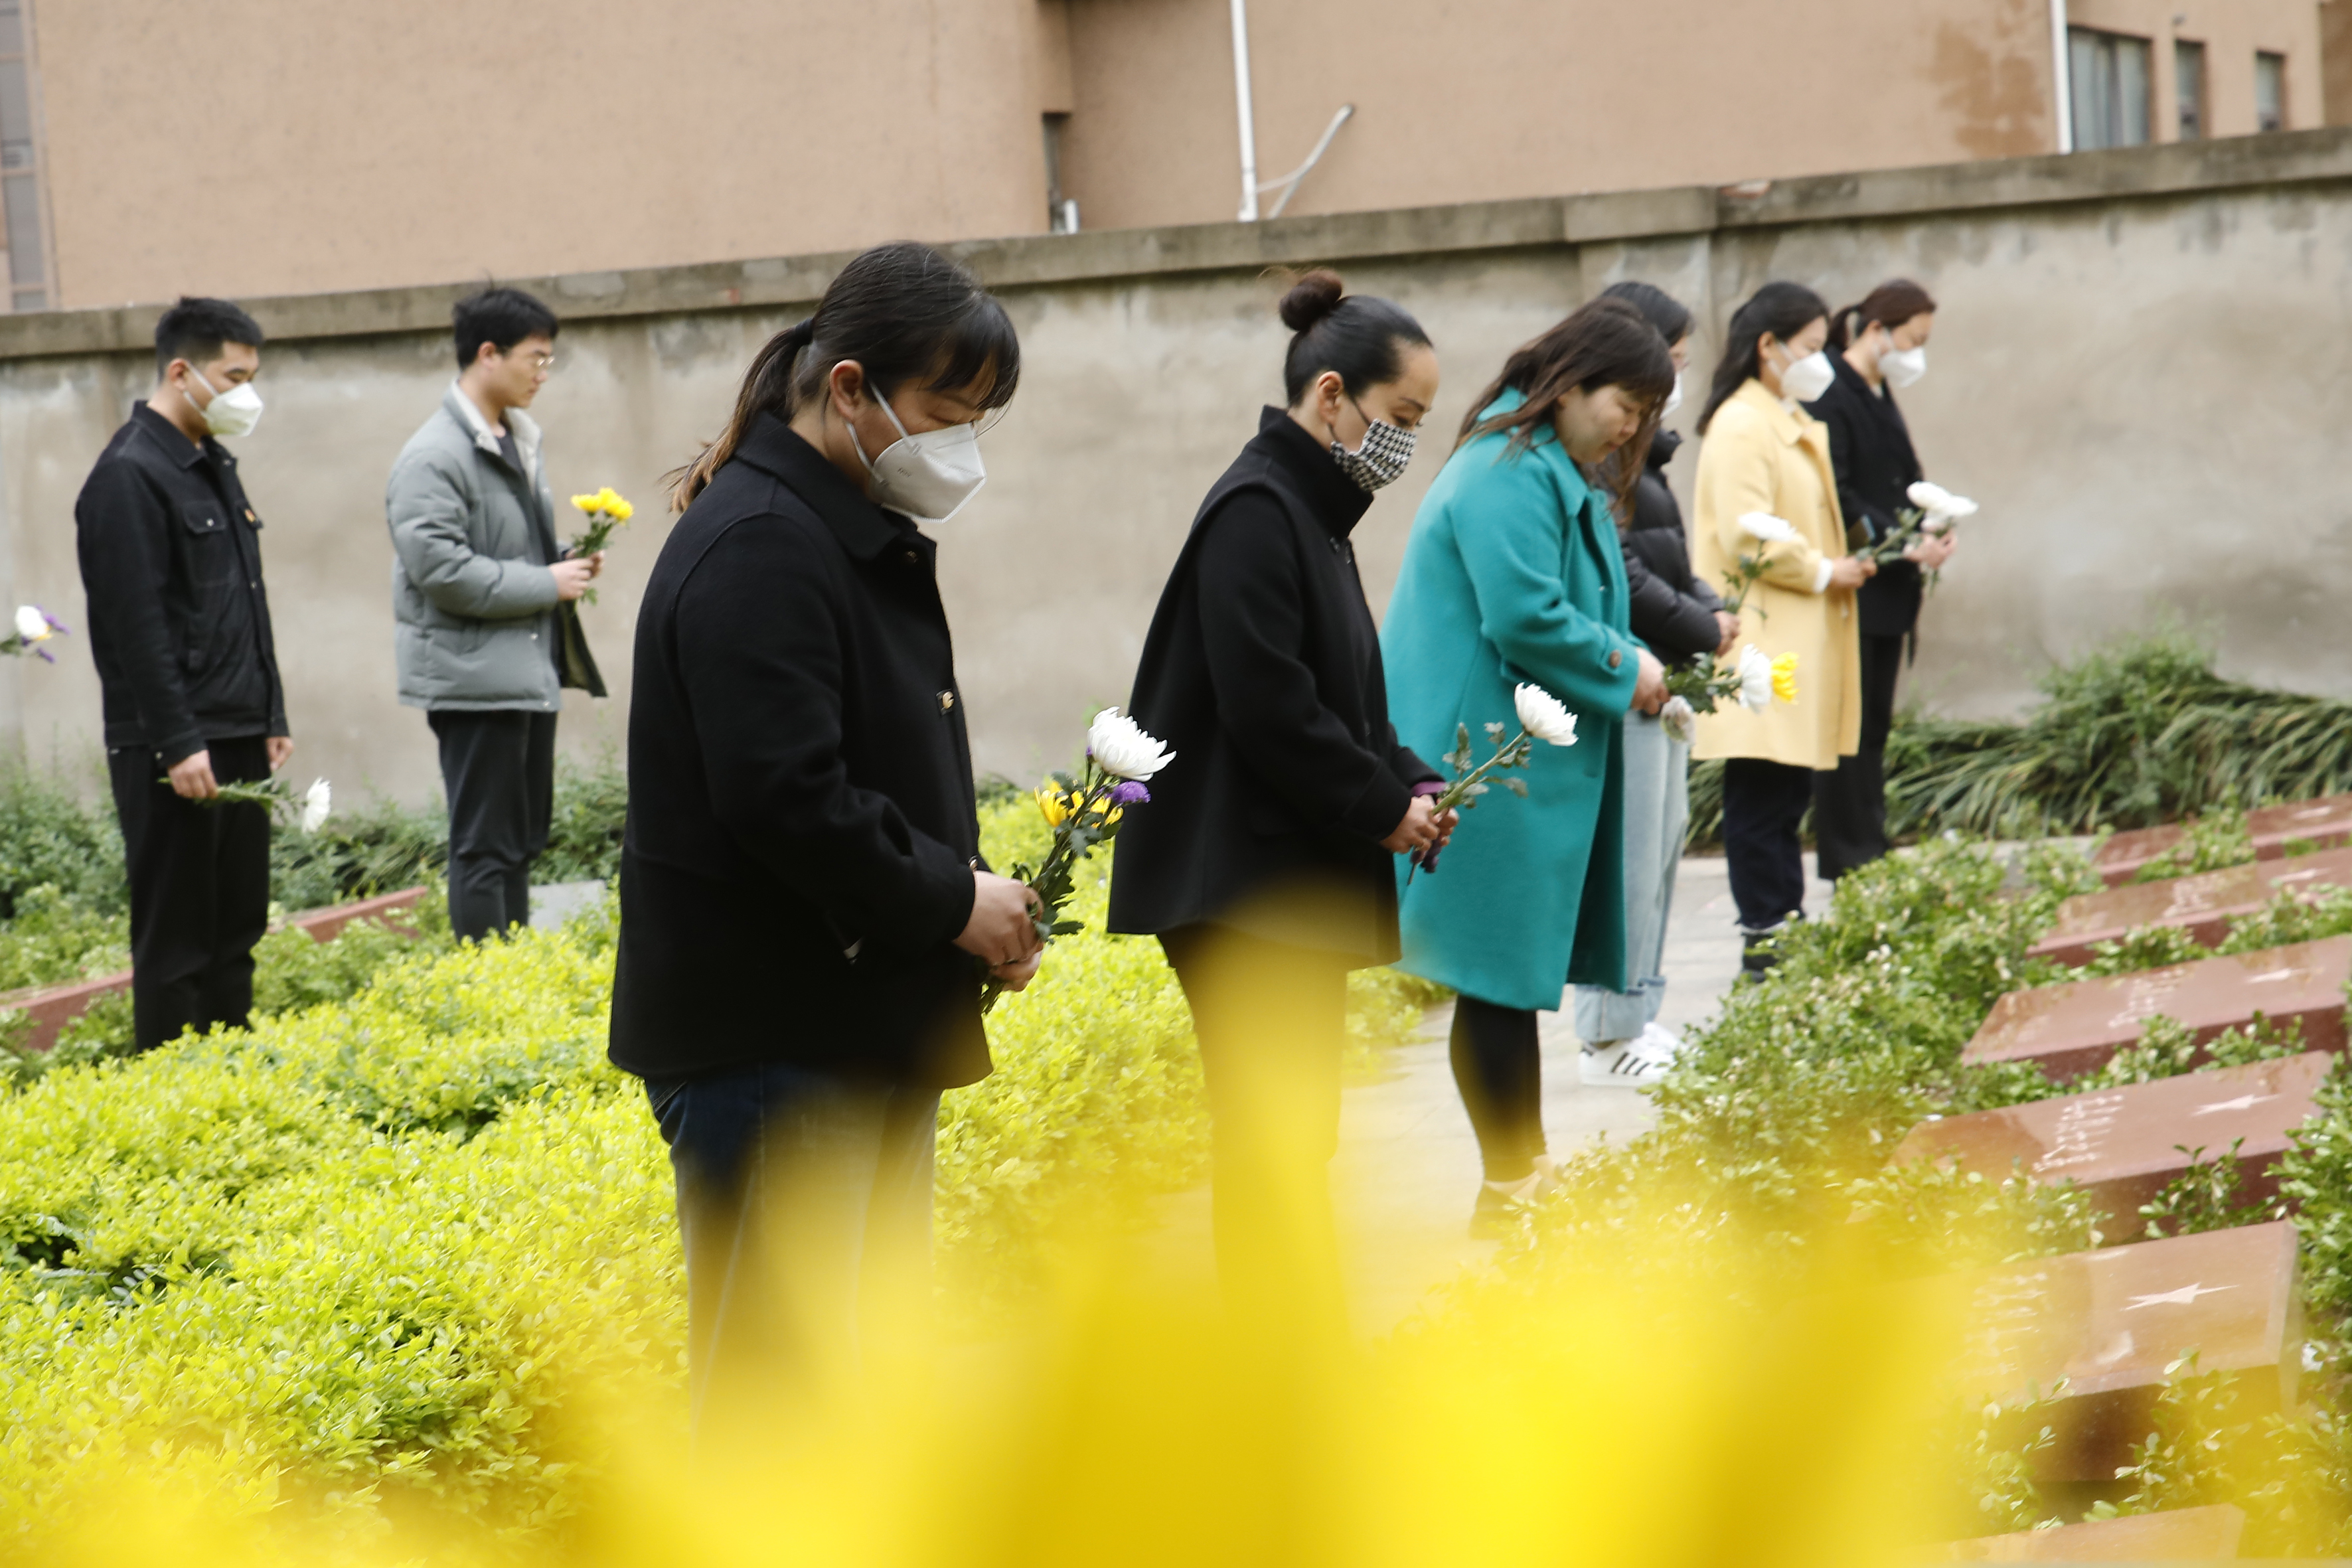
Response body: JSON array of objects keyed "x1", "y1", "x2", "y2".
[{"x1": 74, "y1": 297, "x2": 291, "y2": 1052}]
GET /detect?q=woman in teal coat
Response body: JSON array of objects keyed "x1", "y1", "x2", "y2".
[{"x1": 1382, "y1": 296, "x2": 1674, "y2": 1235}]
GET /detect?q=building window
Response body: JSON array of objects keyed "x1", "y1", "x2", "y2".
[
  {"x1": 0, "y1": 0, "x2": 44, "y2": 310},
  {"x1": 1042, "y1": 113, "x2": 1078, "y2": 234},
  {"x1": 2256, "y1": 50, "x2": 2288, "y2": 131},
  {"x1": 2070, "y1": 27, "x2": 2152, "y2": 150},
  {"x1": 2175, "y1": 40, "x2": 2206, "y2": 139}
]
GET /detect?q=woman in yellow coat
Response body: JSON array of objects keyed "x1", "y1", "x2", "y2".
[{"x1": 1689, "y1": 282, "x2": 1875, "y2": 977}]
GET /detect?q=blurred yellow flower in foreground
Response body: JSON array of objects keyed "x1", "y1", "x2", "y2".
[
  {"x1": 1036, "y1": 787, "x2": 1071, "y2": 827},
  {"x1": 570, "y1": 486, "x2": 634, "y2": 522},
  {"x1": 1771, "y1": 651, "x2": 1800, "y2": 705}
]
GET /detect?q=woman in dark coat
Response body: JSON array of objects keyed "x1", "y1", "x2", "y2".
[
  {"x1": 1567, "y1": 282, "x2": 1739, "y2": 1081},
  {"x1": 1110, "y1": 270, "x2": 1446, "y2": 1325},
  {"x1": 610, "y1": 242, "x2": 1040, "y2": 1433},
  {"x1": 1804, "y1": 277, "x2": 1953, "y2": 880}
]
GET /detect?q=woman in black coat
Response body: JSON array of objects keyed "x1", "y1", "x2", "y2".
[
  {"x1": 1110, "y1": 270, "x2": 1447, "y2": 1325},
  {"x1": 611, "y1": 242, "x2": 1041, "y2": 1431},
  {"x1": 1568, "y1": 282, "x2": 1739, "y2": 1083},
  {"x1": 1804, "y1": 277, "x2": 1954, "y2": 880}
]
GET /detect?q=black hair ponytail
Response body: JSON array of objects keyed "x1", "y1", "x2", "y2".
[{"x1": 1275, "y1": 268, "x2": 1431, "y2": 404}]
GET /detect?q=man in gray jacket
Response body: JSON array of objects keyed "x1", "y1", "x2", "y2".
[{"x1": 386, "y1": 287, "x2": 603, "y2": 941}]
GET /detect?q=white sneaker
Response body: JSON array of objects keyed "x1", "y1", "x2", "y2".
[
  {"x1": 1579, "y1": 1028, "x2": 1678, "y2": 1087},
  {"x1": 1634, "y1": 1021, "x2": 1684, "y2": 1059}
]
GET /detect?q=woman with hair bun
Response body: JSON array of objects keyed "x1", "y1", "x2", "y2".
[{"x1": 1111, "y1": 268, "x2": 1446, "y2": 1324}]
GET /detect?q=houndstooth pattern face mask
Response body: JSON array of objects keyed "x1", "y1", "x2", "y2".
[{"x1": 1330, "y1": 403, "x2": 1419, "y2": 493}]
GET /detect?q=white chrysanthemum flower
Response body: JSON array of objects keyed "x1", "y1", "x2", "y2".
[
  {"x1": 1513, "y1": 683, "x2": 1578, "y2": 747},
  {"x1": 13, "y1": 605, "x2": 49, "y2": 643},
  {"x1": 1087, "y1": 708, "x2": 1176, "y2": 781},
  {"x1": 1736, "y1": 645, "x2": 1774, "y2": 713},
  {"x1": 301, "y1": 778, "x2": 332, "y2": 834},
  {"x1": 1737, "y1": 512, "x2": 1798, "y2": 544},
  {"x1": 1659, "y1": 695, "x2": 1695, "y2": 744},
  {"x1": 1907, "y1": 481, "x2": 1978, "y2": 533}
]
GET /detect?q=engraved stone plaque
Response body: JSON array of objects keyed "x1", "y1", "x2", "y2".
[
  {"x1": 1927, "y1": 1502, "x2": 2244, "y2": 1560},
  {"x1": 1961, "y1": 938, "x2": 2352, "y2": 1082},
  {"x1": 2028, "y1": 846, "x2": 2352, "y2": 967},
  {"x1": 1927, "y1": 1222, "x2": 2303, "y2": 1482},
  {"x1": 2090, "y1": 792, "x2": 2352, "y2": 886},
  {"x1": 1896, "y1": 1054, "x2": 2329, "y2": 1223}
]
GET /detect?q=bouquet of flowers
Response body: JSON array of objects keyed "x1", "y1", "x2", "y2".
[
  {"x1": 181, "y1": 775, "x2": 333, "y2": 833},
  {"x1": 1410, "y1": 682, "x2": 1578, "y2": 880},
  {"x1": 1859, "y1": 481, "x2": 1977, "y2": 575},
  {"x1": 2, "y1": 605, "x2": 65, "y2": 661},
  {"x1": 566, "y1": 486, "x2": 634, "y2": 605},
  {"x1": 985, "y1": 708, "x2": 1174, "y2": 1014},
  {"x1": 1659, "y1": 644, "x2": 1798, "y2": 742}
]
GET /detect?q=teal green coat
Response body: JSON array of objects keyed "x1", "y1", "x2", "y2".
[{"x1": 1379, "y1": 393, "x2": 1640, "y2": 1011}]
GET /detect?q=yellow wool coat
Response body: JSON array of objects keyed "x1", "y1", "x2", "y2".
[{"x1": 1689, "y1": 380, "x2": 1863, "y2": 769}]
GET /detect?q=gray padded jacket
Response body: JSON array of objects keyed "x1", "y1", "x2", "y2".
[{"x1": 385, "y1": 385, "x2": 591, "y2": 711}]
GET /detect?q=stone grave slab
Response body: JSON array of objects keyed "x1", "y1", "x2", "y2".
[
  {"x1": 2027, "y1": 846, "x2": 2352, "y2": 967},
  {"x1": 1934, "y1": 1221, "x2": 2302, "y2": 1482},
  {"x1": 2091, "y1": 793, "x2": 2352, "y2": 886},
  {"x1": 1960, "y1": 938, "x2": 2352, "y2": 1083},
  {"x1": 1897, "y1": 1054, "x2": 2329, "y2": 1225},
  {"x1": 1926, "y1": 1501, "x2": 2244, "y2": 1560}
]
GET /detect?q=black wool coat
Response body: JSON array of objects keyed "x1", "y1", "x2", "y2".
[
  {"x1": 1109, "y1": 407, "x2": 1437, "y2": 963},
  {"x1": 1808, "y1": 354, "x2": 1925, "y2": 638},
  {"x1": 608, "y1": 414, "x2": 988, "y2": 1089},
  {"x1": 1618, "y1": 431, "x2": 1723, "y2": 664},
  {"x1": 73, "y1": 404, "x2": 289, "y2": 765}
]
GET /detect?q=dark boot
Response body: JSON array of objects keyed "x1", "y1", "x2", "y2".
[{"x1": 1739, "y1": 925, "x2": 1783, "y2": 982}]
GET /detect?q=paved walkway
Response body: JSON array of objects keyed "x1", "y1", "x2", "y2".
[
  {"x1": 1138, "y1": 853, "x2": 1834, "y2": 1336},
  {"x1": 1328, "y1": 852, "x2": 1832, "y2": 1335}
]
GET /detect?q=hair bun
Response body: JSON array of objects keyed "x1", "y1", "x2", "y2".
[{"x1": 1277, "y1": 270, "x2": 1346, "y2": 332}]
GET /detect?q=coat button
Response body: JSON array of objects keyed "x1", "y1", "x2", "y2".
[
  {"x1": 903, "y1": 549, "x2": 919, "y2": 566},
  {"x1": 938, "y1": 690, "x2": 955, "y2": 713},
  {"x1": 1608, "y1": 649, "x2": 1624, "y2": 670}
]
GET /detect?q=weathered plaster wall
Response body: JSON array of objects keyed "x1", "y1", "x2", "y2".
[{"x1": 7, "y1": 131, "x2": 2351, "y2": 807}]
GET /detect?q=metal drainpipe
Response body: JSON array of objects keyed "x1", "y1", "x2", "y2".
[
  {"x1": 2050, "y1": 0, "x2": 2075, "y2": 151},
  {"x1": 1231, "y1": 0, "x2": 1260, "y2": 220}
]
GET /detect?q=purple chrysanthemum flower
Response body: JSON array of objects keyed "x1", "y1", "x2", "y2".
[{"x1": 1109, "y1": 780, "x2": 1151, "y2": 807}]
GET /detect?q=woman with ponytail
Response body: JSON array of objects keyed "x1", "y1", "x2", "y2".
[
  {"x1": 1689, "y1": 282, "x2": 1874, "y2": 977},
  {"x1": 610, "y1": 241, "x2": 1034, "y2": 1431},
  {"x1": 1804, "y1": 278, "x2": 1948, "y2": 880},
  {"x1": 1111, "y1": 268, "x2": 1445, "y2": 1327}
]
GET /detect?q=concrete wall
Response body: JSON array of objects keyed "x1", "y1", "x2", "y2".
[{"x1": 6, "y1": 129, "x2": 2352, "y2": 807}]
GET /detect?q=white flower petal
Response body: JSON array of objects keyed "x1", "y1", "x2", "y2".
[
  {"x1": 1086, "y1": 707, "x2": 1176, "y2": 781},
  {"x1": 301, "y1": 778, "x2": 332, "y2": 834},
  {"x1": 13, "y1": 605, "x2": 46, "y2": 642},
  {"x1": 1735, "y1": 645, "x2": 1773, "y2": 714},
  {"x1": 1737, "y1": 511, "x2": 1798, "y2": 544},
  {"x1": 1513, "y1": 683, "x2": 1579, "y2": 747},
  {"x1": 1660, "y1": 695, "x2": 1695, "y2": 744}
]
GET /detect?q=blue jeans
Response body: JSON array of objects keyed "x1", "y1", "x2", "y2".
[
  {"x1": 1574, "y1": 712, "x2": 1689, "y2": 1043},
  {"x1": 645, "y1": 1061, "x2": 940, "y2": 1438}
]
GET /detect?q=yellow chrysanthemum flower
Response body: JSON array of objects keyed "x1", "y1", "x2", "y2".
[
  {"x1": 1770, "y1": 652, "x2": 1800, "y2": 704},
  {"x1": 1036, "y1": 787, "x2": 1069, "y2": 828},
  {"x1": 569, "y1": 493, "x2": 600, "y2": 514}
]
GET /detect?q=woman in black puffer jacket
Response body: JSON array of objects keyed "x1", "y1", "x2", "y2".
[{"x1": 1570, "y1": 283, "x2": 1739, "y2": 1083}]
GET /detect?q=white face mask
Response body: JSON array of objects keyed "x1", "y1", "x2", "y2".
[
  {"x1": 1772, "y1": 342, "x2": 1836, "y2": 405},
  {"x1": 1878, "y1": 337, "x2": 1928, "y2": 391},
  {"x1": 1662, "y1": 371, "x2": 1684, "y2": 418},
  {"x1": 187, "y1": 366, "x2": 264, "y2": 439},
  {"x1": 848, "y1": 388, "x2": 987, "y2": 524}
]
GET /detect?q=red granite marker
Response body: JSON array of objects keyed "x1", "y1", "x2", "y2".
[
  {"x1": 1926, "y1": 1503, "x2": 2244, "y2": 1560},
  {"x1": 1897, "y1": 1053, "x2": 2329, "y2": 1225},
  {"x1": 2090, "y1": 791, "x2": 2352, "y2": 886},
  {"x1": 1962, "y1": 937, "x2": 2352, "y2": 1082},
  {"x1": 1922, "y1": 1221, "x2": 2303, "y2": 1482},
  {"x1": 2027, "y1": 846, "x2": 2352, "y2": 967}
]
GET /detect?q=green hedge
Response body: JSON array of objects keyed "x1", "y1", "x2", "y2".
[{"x1": 1687, "y1": 633, "x2": 2352, "y2": 848}]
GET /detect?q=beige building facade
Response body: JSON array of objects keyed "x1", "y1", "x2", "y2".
[{"x1": 0, "y1": 0, "x2": 2330, "y2": 311}]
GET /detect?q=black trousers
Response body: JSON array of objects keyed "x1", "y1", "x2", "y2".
[
  {"x1": 1449, "y1": 995, "x2": 1545, "y2": 1182},
  {"x1": 1721, "y1": 756, "x2": 1816, "y2": 933},
  {"x1": 429, "y1": 708, "x2": 557, "y2": 943},
  {"x1": 1812, "y1": 632, "x2": 1905, "y2": 881},
  {"x1": 106, "y1": 734, "x2": 273, "y2": 1053},
  {"x1": 1160, "y1": 923, "x2": 1349, "y2": 1334}
]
